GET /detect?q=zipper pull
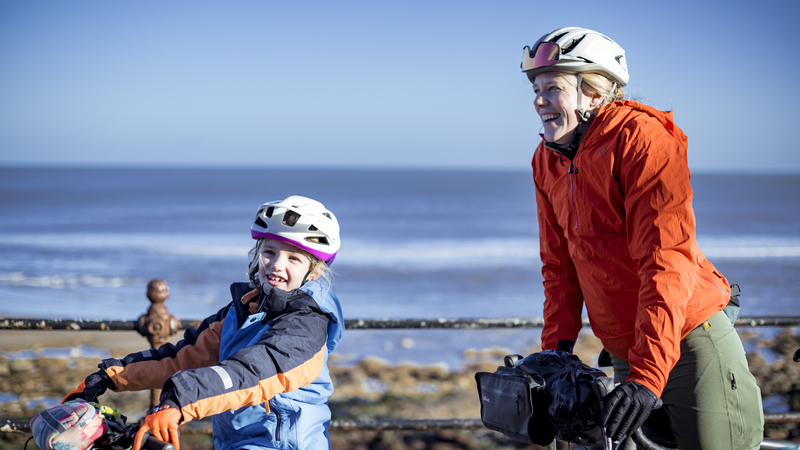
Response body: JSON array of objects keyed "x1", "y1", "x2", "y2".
[
  {"x1": 731, "y1": 373, "x2": 737, "y2": 390},
  {"x1": 568, "y1": 161, "x2": 574, "y2": 174},
  {"x1": 516, "y1": 396, "x2": 521, "y2": 415}
]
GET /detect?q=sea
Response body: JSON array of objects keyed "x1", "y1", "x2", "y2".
[{"x1": 1, "y1": 167, "x2": 799, "y2": 370}]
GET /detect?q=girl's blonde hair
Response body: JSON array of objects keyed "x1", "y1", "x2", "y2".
[{"x1": 247, "y1": 238, "x2": 332, "y2": 288}]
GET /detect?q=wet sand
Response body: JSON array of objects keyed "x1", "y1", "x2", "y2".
[{"x1": 0, "y1": 330, "x2": 165, "y2": 354}]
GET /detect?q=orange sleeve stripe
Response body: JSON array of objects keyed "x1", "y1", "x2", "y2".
[
  {"x1": 180, "y1": 344, "x2": 326, "y2": 421},
  {"x1": 107, "y1": 320, "x2": 224, "y2": 392}
]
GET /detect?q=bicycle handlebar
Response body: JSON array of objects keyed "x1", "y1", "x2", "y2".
[
  {"x1": 139, "y1": 431, "x2": 175, "y2": 450},
  {"x1": 101, "y1": 416, "x2": 174, "y2": 450},
  {"x1": 631, "y1": 427, "x2": 676, "y2": 450}
]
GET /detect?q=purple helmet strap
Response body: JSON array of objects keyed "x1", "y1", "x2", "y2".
[{"x1": 252, "y1": 232, "x2": 335, "y2": 263}]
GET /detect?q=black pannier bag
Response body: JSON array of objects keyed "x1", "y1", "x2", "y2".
[{"x1": 475, "y1": 350, "x2": 614, "y2": 447}]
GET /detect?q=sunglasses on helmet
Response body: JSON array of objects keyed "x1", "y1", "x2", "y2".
[{"x1": 521, "y1": 42, "x2": 561, "y2": 72}]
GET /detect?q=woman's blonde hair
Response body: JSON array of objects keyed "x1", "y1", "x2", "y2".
[
  {"x1": 580, "y1": 72, "x2": 624, "y2": 105},
  {"x1": 541, "y1": 71, "x2": 624, "y2": 106},
  {"x1": 247, "y1": 238, "x2": 332, "y2": 288}
]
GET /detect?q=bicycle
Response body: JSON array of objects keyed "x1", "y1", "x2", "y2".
[
  {"x1": 476, "y1": 349, "x2": 800, "y2": 450},
  {"x1": 26, "y1": 400, "x2": 175, "y2": 450}
]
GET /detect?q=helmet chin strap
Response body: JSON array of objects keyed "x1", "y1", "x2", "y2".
[
  {"x1": 575, "y1": 73, "x2": 592, "y2": 122},
  {"x1": 301, "y1": 260, "x2": 319, "y2": 287},
  {"x1": 563, "y1": 72, "x2": 599, "y2": 154}
]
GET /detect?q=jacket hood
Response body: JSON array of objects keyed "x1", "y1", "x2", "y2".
[
  {"x1": 539, "y1": 100, "x2": 688, "y2": 159},
  {"x1": 300, "y1": 279, "x2": 344, "y2": 353},
  {"x1": 230, "y1": 280, "x2": 344, "y2": 353},
  {"x1": 596, "y1": 100, "x2": 688, "y2": 149}
]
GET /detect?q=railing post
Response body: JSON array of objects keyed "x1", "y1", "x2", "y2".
[{"x1": 135, "y1": 279, "x2": 179, "y2": 408}]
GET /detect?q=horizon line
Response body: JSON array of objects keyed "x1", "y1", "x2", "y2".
[{"x1": 1, "y1": 162, "x2": 799, "y2": 176}]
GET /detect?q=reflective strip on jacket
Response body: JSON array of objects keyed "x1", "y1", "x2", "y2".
[
  {"x1": 532, "y1": 100, "x2": 730, "y2": 396},
  {"x1": 99, "y1": 279, "x2": 344, "y2": 450}
]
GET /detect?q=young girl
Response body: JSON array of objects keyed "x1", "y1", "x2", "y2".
[{"x1": 62, "y1": 195, "x2": 344, "y2": 450}]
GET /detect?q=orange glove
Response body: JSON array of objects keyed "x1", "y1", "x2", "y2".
[
  {"x1": 134, "y1": 405, "x2": 184, "y2": 450},
  {"x1": 62, "y1": 371, "x2": 112, "y2": 404},
  {"x1": 61, "y1": 379, "x2": 87, "y2": 404}
]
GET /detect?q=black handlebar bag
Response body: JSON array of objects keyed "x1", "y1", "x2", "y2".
[
  {"x1": 475, "y1": 350, "x2": 611, "y2": 446},
  {"x1": 474, "y1": 364, "x2": 557, "y2": 445}
]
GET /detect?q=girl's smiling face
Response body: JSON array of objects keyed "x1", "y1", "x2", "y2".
[
  {"x1": 257, "y1": 240, "x2": 315, "y2": 291},
  {"x1": 533, "y1": 72, "x2": 599, "y2": 144}
]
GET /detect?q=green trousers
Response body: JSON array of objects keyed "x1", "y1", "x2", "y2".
[{"x1": 610, "y1": 311, "x2": 764, "y2": 450}]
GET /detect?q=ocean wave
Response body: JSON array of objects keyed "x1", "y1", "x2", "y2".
[
  {"x1": 0, "y1": 233, "x2": 250, "y2": 258},
  {"x1": 154, "y1": 244, "x2": 251, "y2": 256},
  {"x1": 696, "y1": 236, "x2": 800, "y2": 258},
  {"x1": 331, "y1": 238, "x2": 543, "y2": 269},
  {"x1": 1, "y1": 233, "x2": 799, "y2": 265},
  {"x1": 0, "y1": 272, "x2": 140, "y2": 288},
  {"x1": 340, "y1": 239, "x2": 538, "y2": 262},
  {"x1": 1, "y1": 345, "x2": 111, "y2": 361},
  {"x1": 337, "y1": 237, "x2": 800, "y2": 266},
  {"x1": 700, "y1": 247, "x2": 800, "y2": 258}
]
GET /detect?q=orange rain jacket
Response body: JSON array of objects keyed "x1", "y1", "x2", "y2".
[{"x1": 532, "y1": 100, "x2": 731, "y2": 397}]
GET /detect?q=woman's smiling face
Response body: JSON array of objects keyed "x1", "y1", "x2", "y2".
[{"x1": 533, "y1": 72, "x2": 593, "y2": 145}]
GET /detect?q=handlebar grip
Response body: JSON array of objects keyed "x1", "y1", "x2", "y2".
[
  {"x1": 793, "y1": 348, "x2": 799, "y2": 362},
  {"x1": 631, "y1": 427, "x2": 676, "y2": 450},
  {"x1": 141, "y1": 430, "x2": 175, "y2": 450}
]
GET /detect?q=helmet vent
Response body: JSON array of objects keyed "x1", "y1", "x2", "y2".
[
  {"x1": 322, "y1": 212, "x2": 332, "y2": 220},
  {"x1": 308, "y1": 225, "x2": 318, "y2": 231},
  {"x1": 283, "y1": 210, "x2": 300, "y2": 227},
  {"x1": 550, "y1": 31, "x2": 569, "y2": 43},
  {"x1": 562, "y1": 35, "x2": 585, "y2": 53},
  {"x1": 306, "y1": 236, "x2": 329, "y2": 246},
  {"x1": 265, "y1": 207, "x2": 274, "y2": 218},
  {"x1": 254, "y1": 216, "x2": 268, "y2": 229}
]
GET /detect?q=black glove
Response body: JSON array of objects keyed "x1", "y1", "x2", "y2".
[
  {"x1": 598, "y1": 381, "x2": 658, "y2": 441},
  {"x1": 61, "y1": 370, "x2": 114, "y2": 403},
  {"x1": 556, "y1": 339, "x2": 575, "y2": 353},
  {"x1": 597, "y1": 348, "x2": 613, "y2": 367}
]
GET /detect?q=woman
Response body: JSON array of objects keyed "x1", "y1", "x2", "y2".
[{"x1": 522, "y1": 27, "x2": 763, "y2": 449}]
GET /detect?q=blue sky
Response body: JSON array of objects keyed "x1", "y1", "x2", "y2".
[{"x1": 1, "y1": 1, "x2": 798, "y2": 173}]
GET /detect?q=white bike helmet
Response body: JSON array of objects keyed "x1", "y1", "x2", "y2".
[
  {"x1": 250, "y1": 195, "x2": 341, "y2": 265},
  {"x1": 522, "y1": 27, "x2": 629, "y2": 86}
]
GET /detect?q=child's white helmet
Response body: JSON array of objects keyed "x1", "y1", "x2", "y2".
[
  {"x1": 251, "y1": 195, "x2": 341, "y2": 264},
  {"x1": 522, "y1": 27, "x2": 629, "y2": 86}
]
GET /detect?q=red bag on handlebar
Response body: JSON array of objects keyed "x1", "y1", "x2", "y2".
[{"x1": 30, "y1": 399, "x2": 108, "y2": 450}]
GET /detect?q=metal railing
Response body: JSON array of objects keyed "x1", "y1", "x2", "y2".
[
  {"x1": 2, "y1": 279, "x2": 800, "y2": 434},
  {"x1": 5, "y1": 315, "x2": 800, "y2": 331}
]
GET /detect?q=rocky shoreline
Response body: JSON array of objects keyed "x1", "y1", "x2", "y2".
[{"x1": 1, "y1": 329, "x2": 799, "y2": 449}]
